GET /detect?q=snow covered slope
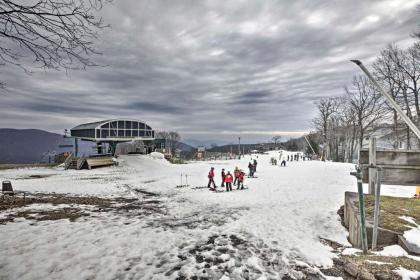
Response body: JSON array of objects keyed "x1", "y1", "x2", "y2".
[{"x1": 0, "y1": 151, "x2": 417, "y2": 279}]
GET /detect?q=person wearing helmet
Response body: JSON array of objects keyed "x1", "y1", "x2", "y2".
[
  {"x1": 224, "y1": 171, "x2": 233, "y2": 192},
  {"x1": 238, "y1": 170, "x2": 245, "y2": 190},
  {"x1": 221, "y1": 168, "x2": 226, "y2": 188}
]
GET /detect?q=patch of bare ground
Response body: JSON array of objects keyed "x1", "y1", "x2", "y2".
[
  {"x1": 320, "y1": 239, "x2": 420, "y2": 280},
  {"x1": 15, "y1": 174, "x2": 56, "y2": 180},
  {"x1": 165, "y1": 233, "x2": 341, "y2": 280},
  {"x1": 0, "y1": 163, "x2": 56, "y2": 170},
  {"x1": 0, "y1": 191, "x2": 166, "y2": 224}
]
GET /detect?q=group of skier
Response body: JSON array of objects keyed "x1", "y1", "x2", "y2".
[{"x1": 207, "y1": 159, "x2": 258, "y2": 192}]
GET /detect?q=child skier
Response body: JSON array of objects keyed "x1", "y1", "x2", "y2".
[
  {"x1": 233, "y1": 167, "x2": 240, "y2": 186},
  {"x1": 237, "y1": 170, "x2": 245, "y2": 190},
  {"x1": 225, "y1": 171, "x2": 233, "y2": 192},
  {"x1": 207, "y1": 167, "x2": 216, "y2": 190},
  {"x1": 221, "y1": 168, "x2": 226, "y2": 188},
  {"x1": 253, "y1": 159, "x2": 258, "y2": 173}
]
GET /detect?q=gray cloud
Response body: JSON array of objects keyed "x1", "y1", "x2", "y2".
[{"x1": 1, "y1": 0, "x2": 419, "y2": 142}]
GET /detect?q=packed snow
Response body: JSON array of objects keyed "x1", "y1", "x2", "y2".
[
  {"x1": 0, "y1": 150, "x2": 418, "y2": 279},
  {"x1": 373, "y1": 245, "x2": 409, "y2": 257}
]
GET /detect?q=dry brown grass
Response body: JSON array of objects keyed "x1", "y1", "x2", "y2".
[
  {"x1": 0, "y1": 163, "x2": 56, "y2": 170},
  {"x1": 356, "y1": 195, "x2": 420, "y2": 233}
]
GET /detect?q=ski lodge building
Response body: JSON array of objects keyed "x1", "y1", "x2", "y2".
[{"x1": 70, "y1": 119, "x2": 161, "y2": 155}]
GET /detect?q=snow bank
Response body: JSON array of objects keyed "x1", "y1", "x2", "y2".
[
  {"x1": 403, "y1": 227, "x2": 420, "y2": 247},
  {"x1": 149, "y1": 152, "x2": 165, "y2": 160},
  {"x1": 399, "y1": 216, "x2": 417, "y2": 226},
  {"x1": 394, "y1": 267, "x2": 420, "y2": 280},
  {"x1": 374, "y1": 245, "x2": 408, "y2": 257},
  {"x1": 341, "y1": 248, "x2": 362, "y2": 256}
]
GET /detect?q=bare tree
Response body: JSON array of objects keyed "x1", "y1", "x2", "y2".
[
  {"x1": 272, "y1": 135, "x2": 281, "y2": 147},
  {"x1": 0, "y1": 0, "x2": 109, "y2": 87},
  {"x1": 373, "y1": 44, "x2": 404, "y2": 148},
  {"x1": 168, "y1": 131, "x2": 180, "y2": 156},
  {"x1": 381, "y1": 44, "x2": 420, "y2": 148},
  {"x1": 155, "y1": 131, "x2": 180, "y2": 156},
  {"x1": 313, "y1": 97, "x2": 339, "y2": 160},
  {"x1": 344, "y1": 75, "x2": 386, "y2": 149}
]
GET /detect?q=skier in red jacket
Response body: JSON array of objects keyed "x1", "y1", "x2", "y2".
[
  {"x1": 208, "y1": 167, "x2": 216, "y2": 190},
  {"x1": 224, "y1": 171, "x2": 233, "y2": 192},
  {"x1": 237, "y1": 171, "x2": 245, "y2": 190}
]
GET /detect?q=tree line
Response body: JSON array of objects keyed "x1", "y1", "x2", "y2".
[{"x1": 312, "y1": 40, "x2": 420, "y2": 162}]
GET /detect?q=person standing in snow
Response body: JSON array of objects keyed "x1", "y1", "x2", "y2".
[
  {"x1": 207, "y1": 167, "x2": 216, "y2": 190},
  {"x1": 253, "y1": 159, "x2": 257, "y2": 173},
  {"x1": 281, "y1": 160, "x2": 286, "y2": 167},
  {"x1": 233, "y1": 167, "x2": 240, "y2": 186},
  {"x1": 221, "y1": 168, "x2": 226, "y2": 188},
  {"x1": 248, "y1": 162, "x2": 254, "y2": 177},
  {"x1": 237, "y1": 171, "x2": 245, "y2": 190},
  {"x1": 225, "y1": 171, "x2": 233, "y2": 192}
]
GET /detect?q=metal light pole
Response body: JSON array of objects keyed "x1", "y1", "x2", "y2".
[{"x1": 238, "y1": 137, "x2": 241, "y2": 159}]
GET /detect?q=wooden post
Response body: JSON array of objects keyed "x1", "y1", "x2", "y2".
[
  {"x1": 368, "y1": 137, "x2": 377, "y2": 195},
  {"x1": 372, "y1": 168, "x2": 382, "y2": 250}
]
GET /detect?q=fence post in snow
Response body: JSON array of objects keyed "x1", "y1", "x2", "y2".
[
  {"x1": 372, "y1": 168, "x2": 382, "y2": 250},
  {"x1": 180, "y1": 173, "x2": 183, "y2": 187}
]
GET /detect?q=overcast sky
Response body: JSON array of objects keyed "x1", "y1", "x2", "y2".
[{"x1": 1, "y1": 0, "x2": 419, "y2": 143}]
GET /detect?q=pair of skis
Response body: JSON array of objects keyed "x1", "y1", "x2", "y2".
[{"x1": 209, "y1": 187, "x2": 248, "y2": 192}]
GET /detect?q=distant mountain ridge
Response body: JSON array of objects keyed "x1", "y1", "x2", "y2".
[
  {"x1": 0, "y1": 128, "x2": 64, "y2": 164},
  {"x1": 0, "y1": 128, "x2": 195, "y2": 163},
  {"x1": 183, "y1": 138, "x2": 232, "y2": 148}
]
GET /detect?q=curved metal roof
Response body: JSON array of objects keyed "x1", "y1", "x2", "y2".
[{"x1": 71, "y1": 119, "x2": 150, "y2": 130}]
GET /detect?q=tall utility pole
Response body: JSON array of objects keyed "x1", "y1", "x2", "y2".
[{"x1": 238, "y1": 137, "x2": 241, "y2": 159}]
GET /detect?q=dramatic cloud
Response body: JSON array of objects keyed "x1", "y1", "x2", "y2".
[{"x1": 1, "y1": 0, "x2": 419, "y2": 143}]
